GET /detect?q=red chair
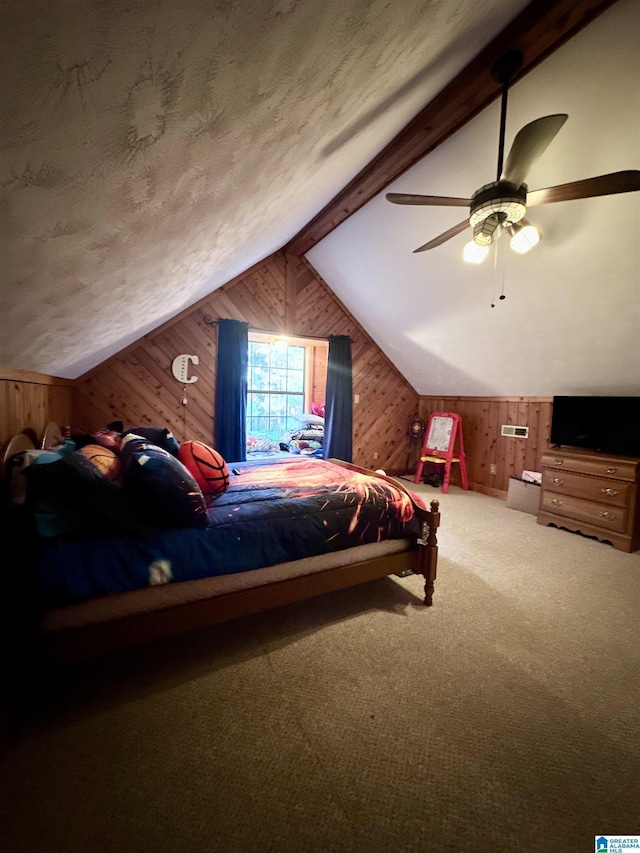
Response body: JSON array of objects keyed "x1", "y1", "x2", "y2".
[{"x1": 413, "y1": 412, "x2": 468, "y2": 494}]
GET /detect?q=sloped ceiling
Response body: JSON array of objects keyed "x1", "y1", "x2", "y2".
[
  {"x1": 1, "y1": 0, "x2": 638, "y2": 392},
  {"x1": 308, "y1": 0, "x2": 640, "y2": 396}
]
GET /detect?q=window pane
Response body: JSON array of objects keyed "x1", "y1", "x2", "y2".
[
  {"x1": 287, "y1": 370, "x2": 304, "y2": 393},
  {"x1": 270, "y1": 368, "x2": 287, "y2": 392},
  {"x1": 287, "y1": 347, "x2": 305, "y2": 371},
  {"x1": 287, "y1": 395, "x2": 302, "y2": 416},
  {"x1": 269, "y1": 394, "x2": 287, "y2": 417},
  {"x1": 247, "y1": 338, "x2": 312, "y2": 438},
  {"x1": 270, "y1": 344, "x2": 288, "y2": 369},
  {"x1": 249, "y1": 393, "x2": 268, "y2": 417},
  {"x1": 251, "y1": 365, "x2": 269, "y2": 391}
]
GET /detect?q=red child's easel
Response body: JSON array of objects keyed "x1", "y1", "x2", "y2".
[{"x1": 413, "y1": 412, "x2": 468, "y2": 494}]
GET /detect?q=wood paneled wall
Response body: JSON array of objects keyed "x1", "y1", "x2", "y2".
[
  {"x1": 309, "y1": 343, "x2": 328, "y2": 406},
  {"x1": 73, "y1": 252, "x2": 420, "y2": 473},
  {"x1": 1, "y1": 278, "x2": 554, "y2": 496},
  {"x1": 0, "y1": 367, "x2": 74, "y2": 458},
  {"x1": 417, "y1": 396, "x2": 553, "y2": 497}
]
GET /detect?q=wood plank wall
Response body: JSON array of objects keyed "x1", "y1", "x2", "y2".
[
  {"x1": 0, "y1": 367, "x2": 74, "y2": 459},
  {"x1": 309, "y1": 343, "x2": 328, "y2": 405},
  {"x1": 73, "y1": 252, "x2": 421, "y2": 473},
  {"x1": 417, "y1": 396, "x2": 553, "y2": 498},
  {"x1": 1, "y1": 272, "x2": 554, "y2": 498}
]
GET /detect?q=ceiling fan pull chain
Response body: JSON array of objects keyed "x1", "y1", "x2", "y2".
[
  {"x1": 489, "y1": 233, "x2": 508, "y2": 307},
  {"x1": 490, "y1": 240, "x2": 498, "y2": 307}
]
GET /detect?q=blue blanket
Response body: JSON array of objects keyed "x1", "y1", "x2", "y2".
[{"x1": 35, "y1": 457, "x2": 423, "y2": 604}]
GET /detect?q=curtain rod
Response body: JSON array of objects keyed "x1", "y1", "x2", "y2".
[{"x1": 203, "y1": 316, "x2": 356, "y2": 342}]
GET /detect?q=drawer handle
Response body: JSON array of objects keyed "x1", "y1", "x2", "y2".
[
  {"x1": 600, "y1": 488, "x2": 619, "y2": 496},
  {"x1": 601, "y1": 511, "x2": 616, "y2": 521},
  {"x1": 552, "y1": 477, "x2": 564, "y2": 486},
  {"x1": 551, "y1": 498, "x2": 563, "y2": 506},
  {"x1": 605, "y1": 467, "x2": 617, "y2": 474},
  {"x1": 554, "y1": 459, "x2": 564, "y2": 465}
]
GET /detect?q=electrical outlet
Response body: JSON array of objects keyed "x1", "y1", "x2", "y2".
[
  {"x1": 373, "y1": 452, "x2": 379, "y2": 460},
  {"x1": 490, "y1": 463, "x2": 497, "y2": 475}
]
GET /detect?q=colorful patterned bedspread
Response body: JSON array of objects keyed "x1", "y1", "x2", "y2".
[{"x1": 35, "y1": 457, "x2": 424, "y2": 604}]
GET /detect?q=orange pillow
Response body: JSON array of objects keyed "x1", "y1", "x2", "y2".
[
  {"x1": 178, "y1": 441, "x2": 230, "y2": 495},
  {"x1": 78, "y1": 444, "x2": 122, "y2": 482}
]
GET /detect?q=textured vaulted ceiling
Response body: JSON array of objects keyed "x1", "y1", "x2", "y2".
[
  {"x1": 0, "y1": 0, "x2": 534, "y2": 376},
  {"x1": 1, "y1": 0, "x2": 638, "y2": 394}
]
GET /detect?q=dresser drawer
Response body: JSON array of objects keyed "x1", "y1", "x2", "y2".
[
  {"x1": 541, "y1": 492, "x2": 627, "y2": 533},
  {"x1": 541, "y1": 470, "x2": 630, "y2": 508},
  {"x1": 541, "y1": 452, "x2": 638, "y2": 482}
]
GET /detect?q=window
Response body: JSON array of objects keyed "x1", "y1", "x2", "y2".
[
  {"x1": 246, "y1": 332, "x2": 328, "y2": 446},
  {"x1": 247, "y1": 337, "x2": 306, "y2": 436}
]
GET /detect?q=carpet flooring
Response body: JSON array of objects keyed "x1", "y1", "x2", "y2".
[{"x1": 1, "y1": 484, "x2": 638, "y2": 852}]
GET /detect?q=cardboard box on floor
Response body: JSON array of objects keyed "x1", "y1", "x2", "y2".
[{"x1": 507, "y1": 476, "x2": 541, "y2": 514}]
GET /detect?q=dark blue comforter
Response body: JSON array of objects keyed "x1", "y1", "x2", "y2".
[{"x1": 35, "y1": 457, "x2": 424, "y2": 604}]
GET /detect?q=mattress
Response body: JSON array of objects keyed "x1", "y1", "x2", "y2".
[{"x1": 42, "y1": 538, "x2": 414, "y2": 632}]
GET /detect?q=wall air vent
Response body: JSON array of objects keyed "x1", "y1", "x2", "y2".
[{"x1": 501, "y1": 424, "x2": 529, "y2": 438}]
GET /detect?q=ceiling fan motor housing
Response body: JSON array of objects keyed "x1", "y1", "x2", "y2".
[{"x1": 469, "y1": 181, "x2": 527, "y2": 244}]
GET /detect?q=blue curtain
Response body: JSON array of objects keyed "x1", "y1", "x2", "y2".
[
  {"x1": 324, "y1": 335, "x2": 353, "y2": 462},
  {"x1": 214, "y1": 319, "x2": 248, "y2": 462}
]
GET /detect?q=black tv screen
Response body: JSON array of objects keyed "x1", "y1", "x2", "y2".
[{"x1": 550, "y1": 396, "x2": 640, "y2": 457}]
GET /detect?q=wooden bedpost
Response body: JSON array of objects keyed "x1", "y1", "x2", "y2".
[{"x1": 417, "y1": 499, "x2": 440, "y2": 605}]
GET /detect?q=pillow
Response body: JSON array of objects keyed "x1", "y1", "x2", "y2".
[
  {"x1": 311, "y1": 402, "x2": 325, "y2": 418},
  {"x1": 90, "y1": 425, "x2": 123, "y2": 451},
  {"x1": 22, "y1": 452, "x2": 152, "y2": 538},
  {"x1": 71, "y1": 422, "x2": 124, "y2": 452},
  {"x1": 78, "y1": 444, "x2": 122, "y2": 482},
  {"x1": 5, "y1": 449, "x2": 52, "y2": 507},
  {"x1": 120, "y1": 434, "x2": 207, "y2": 528},
  {"x1": 22, "y1": 457, "x2": 89, "y2": 538},
  {"x1": 123, "y1": 426, "x2": 180, "y2": 457},
  {"x1": 246, "y1": 435, "x2": 279, "y2": 454},
  {"x1": 178, "y1": 440, "x2": 230, "y2": 495},
  {"x1": 298, "y1": 413, "x2": 325, "y2": 426},
  {"x1": 292, "y1": 428, "x2": 324, "y2": 442},
  {"x1": 34, "y1": 438, "x2": 77, "y2": 461}
]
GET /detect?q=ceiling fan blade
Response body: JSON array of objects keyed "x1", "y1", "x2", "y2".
[
  {"x1": 500, "y1": 114, "x2": 568, "y2": 187},
  {"x1": 386, "y1": 193, "x2": 471, "y2": 207},
  {"x1": 527, "y1": 170, "x2": 640, "y2": 205},
  {"x1": 413, "y1": 219, "x2": 470, "y2": 252}
]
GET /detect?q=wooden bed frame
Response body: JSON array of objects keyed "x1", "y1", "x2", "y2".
[
  {"x1": 42, "y1": 507, "x2": 439, "y2": 664},
  {"x1": 2, "y1": 432, "x2": 441, "y2": 666}
]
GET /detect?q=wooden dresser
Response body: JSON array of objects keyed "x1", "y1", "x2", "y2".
[{"x1": 537, "y1": 448, "x2": 640, "y2": 552}]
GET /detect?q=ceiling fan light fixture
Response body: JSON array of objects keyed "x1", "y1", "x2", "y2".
[
  {"x1": 469, "y1": 182, "x2": 527, "y2": 229},
  {"x1": 509, "y1": 222, "x2": 541, "y2": 254},
  {"x1": 473, "y1": 214, "x2": 503, "y2": 246},
  {"x1": 463, "y1": 240, "x2": 489, "y2": 264}
]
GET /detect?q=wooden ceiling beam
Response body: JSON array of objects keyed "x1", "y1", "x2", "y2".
[{"x1": 284, "y1": 0, "x2": 620, "y2": 257}]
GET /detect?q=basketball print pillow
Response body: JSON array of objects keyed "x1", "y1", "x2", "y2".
[
  {"x1": 178, "y1": 441, "x2": 230, "y2": 495},
  {"x1": 78, "y1": 443, "x2": 122, "y2": 482}
]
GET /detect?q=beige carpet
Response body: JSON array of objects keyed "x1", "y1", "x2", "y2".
[{"x1": 2, "y1": 485, "x2": 639, "y2": 853}]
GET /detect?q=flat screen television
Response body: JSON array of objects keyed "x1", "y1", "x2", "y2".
[{"x1": 550, "y1": 396, "x2": 640, "y2": 457}]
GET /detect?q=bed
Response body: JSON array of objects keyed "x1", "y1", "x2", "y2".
[{"x1": 2, "y1": 424, "x2": 441, "y2": 666}]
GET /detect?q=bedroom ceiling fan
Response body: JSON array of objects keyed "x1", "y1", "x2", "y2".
[{"x1": 386, "y1": 50, "x2": 640, "y2": 263}]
